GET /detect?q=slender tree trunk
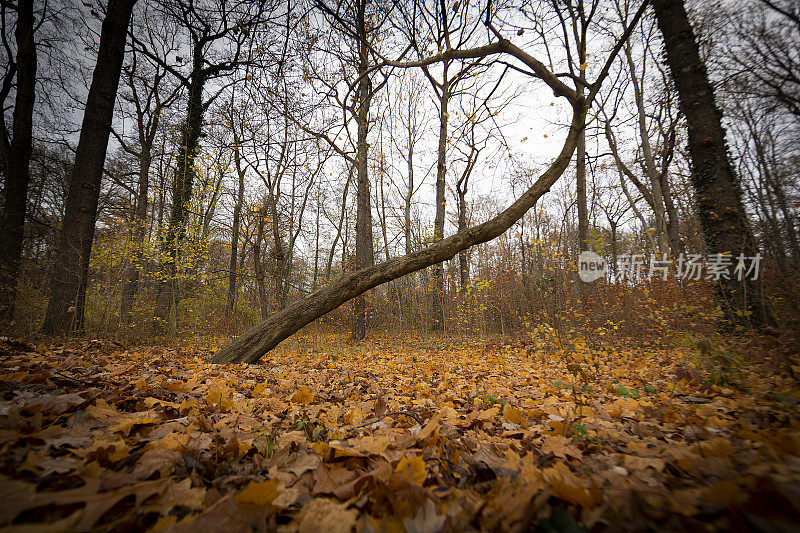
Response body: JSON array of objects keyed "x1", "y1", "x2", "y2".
[
  {"x1": 313, "y1": 192, "x2": 320, "y2": 290},
  {"x1": 351, "y1": 0, "x2": 373, "y2": 341},
  {"x1": 457, "y1": 189, "x2": 469, "y2": 291},
  {"x1": 41, "y1": 0, "x2": 136, "y2": 335},
  {"x1": 268, "y1": 189, "x2": 286, "y2": 311},
  {"x1": 626, "y1": 45, "x2": 669, "y2": 254},
  {"x1": 325, "y1": 169, "x2": 352, "y2": 282},
  {"x1": 120, "y1": 147, "x2": 152, "y2": 322},
  {"x1": 432, "y1": 72, "x2": 449, "y2": 329},
  {"x1": 227, "y1": 143, "x2": 246, "y2": 317},
  {"x1": 661, "y1": 173, "x2": 684, "y2": 255},
  {"x1": 405, "y1": 144, "x2": 414, "y2": 257},
  {"x1": 253, "y1": 205, "x2": 269, "y2": 319},
  {"x1": 652, "y1": 0, "x2": 770, "y2": 326},
  {"x1": 576, "y1": 80, "x2": 589, "y2": 306},
  {"x1": 0, "y1": 0, "x2": 36, "y2": 324}
]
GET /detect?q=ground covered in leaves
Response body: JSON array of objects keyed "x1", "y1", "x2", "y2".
[{"x1": 1, "y1": 334, "x2": 799, "y2": 532}]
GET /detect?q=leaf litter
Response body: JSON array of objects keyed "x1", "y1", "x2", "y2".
[{"x1": 0, "y1": 335, "x2": 799, "y2": 531}]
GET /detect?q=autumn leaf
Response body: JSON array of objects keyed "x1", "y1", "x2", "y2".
[
  {"x1": 292, "y1": 386, "x2": 315, "y2": 404},
  {"x1": 235, "y1": 480, "x2": 281, "y2": 506},
  {"x1": 396, "y1": 455, "x2": 427, "y2": 485}
]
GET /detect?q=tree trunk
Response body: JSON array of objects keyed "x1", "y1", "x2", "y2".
[
  {"x1": 209, "y1": 102, "x2": 586, "y2": 363},
  {"x1": 119, "y1": 147, "x2": 152, "y2": 322},
  {"x1": 576, "y1": 79, "x2": 589, "y2": 306},
  {"x1": 431, "y1": 72, "x2": 449, "y2": 329},
  {"x1": 661, "y1": 172, "x2": 684, "y2": 255},
  {"x1": 268, "y1": 188, "x2": 286, "y2": 311},
  {"x1": 40, "y1": 0, "x2": 136, "y2": 335},
  {"x1": 457, "y1": 188, "x2": 469, "y2": 291},
  {"x1": 0, "y1": 0, "x2": 36, "y2": 324},
  {"x1": 351, "y1": 0, "x2": 373, "y2": 341},
  {"x1": 325, "y1": 169, "x2": 352, "y2": 282},
  {"x1": 153, "y1": 66, "x2": 206, "y2": 327},
  {"x1": 626, "y1": 44, "x2": 669, "y2": 254},
  {"x1": 405, "y1": 143, "x2": 414, "y2": 257},
  {"x1": 652, "y1": 0, "x2": 770, "y2": 326},
  {"x1": 253, "y1": 205, "x2": 269, "y2": 319},
  {"x1": 227, "y1": 143, "x2": 246, "y2": 317}
]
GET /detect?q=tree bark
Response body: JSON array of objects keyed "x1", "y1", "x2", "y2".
[
  {"x1": 0, "y1": 0, "x2": 36, "y2": 324},
  {"x1": 652, "y1": 0, "x2": 770, "y2": 325},
  {"x1": 431, "y1": 70, "x2": 449, "y2": 328},
  {"x1": 209, "y1": 102, "x2": 586, "y2": 363},
  {"x1": 153, "y1": 68, "x2": 205, "y2": 327},
  {"x1": 351, "y1": 0, "x2": 373, "y2": 341},
  {"x1": 227, "y1": 141, "x2": 246, "y2": 317},
  {"x1": 119, "y1": 147, "x2": 152, "y2": 322},
  {"x1": 253, "y1": 205, "x2": 269, "y2": 319},
  {"x1": 40, "y1": 0, "x2": 136, "y2": 335},
  {"x1": 625, "y1": 44, "x2": 669, "y2": 254}
]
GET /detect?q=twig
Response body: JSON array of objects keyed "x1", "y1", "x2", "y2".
[
  {"x1": 347, "y1": 410, "x2": 423, "y2": 432},
  {"x1": 53, "y1": 371, "x2": 96, "y2": 387}
]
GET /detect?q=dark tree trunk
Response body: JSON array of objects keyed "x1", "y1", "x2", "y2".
[
  {"x1": 40, "y1": 0, "x2": 136, "y2": 335},
  {"x1": 0, "y1": 0, "x2": 36, "y2": 324},
  {"x1": 209, "y1": 103, "x2": 586, "y2": 363},
  {"x1": 153, "y1": 67, "x2": 205, "y2": 327},
  {"x1": 652, "y1": 0, "x2": 770, "y2": 326},
  {"x1": 457, "y1": 189, "x2": 469, "y2": 291},
  {"x1": 268, "y1": 189, "x2": 286, "y2": 311},
  {"x1": 351, "y1": 0, "x2": 373, "y2": 341}
]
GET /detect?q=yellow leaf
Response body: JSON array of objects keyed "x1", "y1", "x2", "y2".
[
  {"x1": 236, "y1": 480, "x2": 281, "y2": 506},
  {"x1": 503, "y1": 404, "x2": 526, "y2": 426},
  {"x1": 292, "y1": 386, "x2": 315, "y2": 405},
  {"x1": 110, "y1": 415, "x2": 161, "y2": 434},
  {"x1": 297, "y1": 498, "x2": 357, "y2": 533},
  {"x1": 395, "y1": 455, "x2": 427, "y2": 485},
  {"x1": 544, "y1": 461, "x2": 597, "y2": 508}
]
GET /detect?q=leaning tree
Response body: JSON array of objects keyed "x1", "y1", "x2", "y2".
[{"x1": 208, "y1": 0, "x2": 650, "y2": 363}]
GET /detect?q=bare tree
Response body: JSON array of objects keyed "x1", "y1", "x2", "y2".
[
  {"x1": 209, "y1": 0, "x2": 649, "y2": 362},
  {"x1": 0, "y1": 0, "x2": 37, "y2": 324},
  {"x1": 651, "y1": 0, "x2": 771, "y2": 325},
  {"x1": 41, "y1": 0, "x2": 138, "y2": 335}
]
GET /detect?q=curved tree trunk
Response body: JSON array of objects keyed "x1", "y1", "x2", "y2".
[{"x1": 209, "y1": 103, "x2": 586, "y2": 363}]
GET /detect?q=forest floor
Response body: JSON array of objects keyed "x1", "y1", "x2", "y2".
[{"x1": 1, "y1": 332, "x2": 799, "y2": 532}]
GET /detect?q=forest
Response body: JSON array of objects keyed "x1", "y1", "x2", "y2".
[{"x1": 0, "y1": 0, "x2": 799, "y2": 530}]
